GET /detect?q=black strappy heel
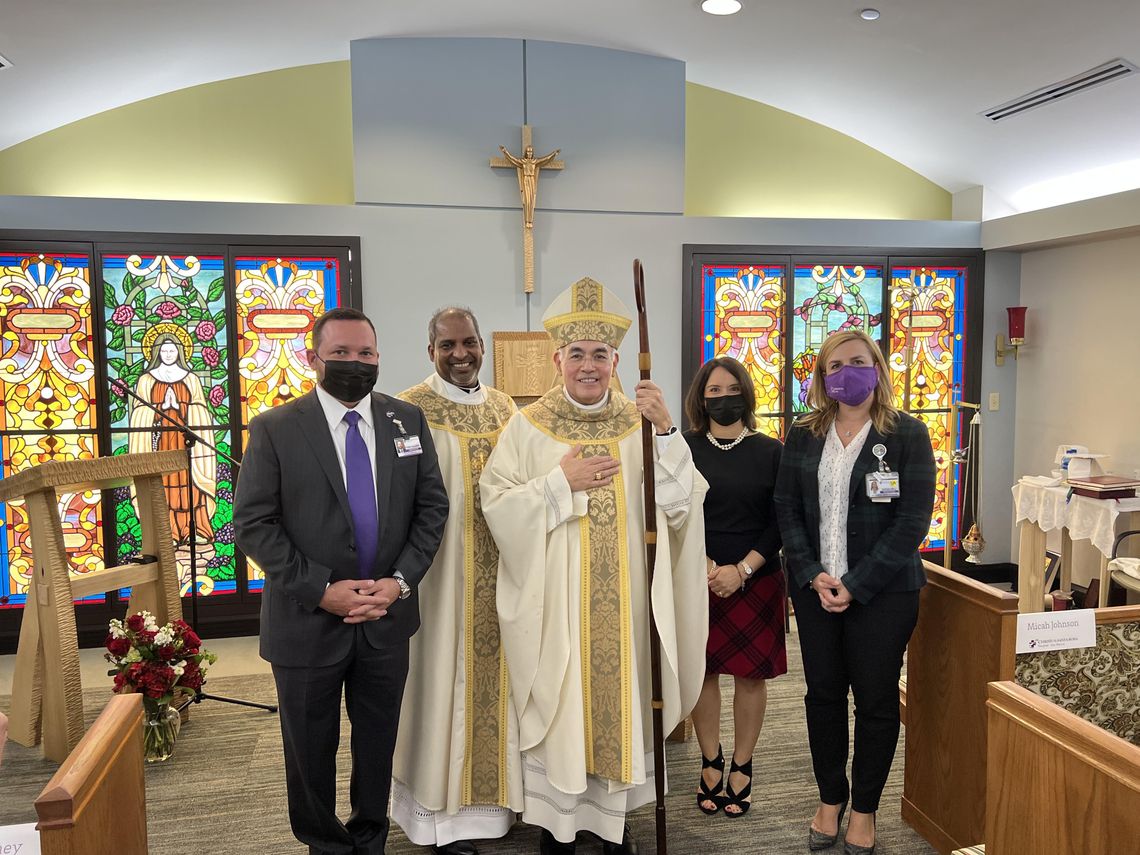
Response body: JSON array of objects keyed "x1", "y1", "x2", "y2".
[
  {"x1": 723, "y1": 756, "x2": 753, "y2": 817},
  {"x1": 696, "y1": 744, "x2": 726, "y2": 815}
]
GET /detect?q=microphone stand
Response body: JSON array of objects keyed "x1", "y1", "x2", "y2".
[{"x1": 113, "y1": 379, "x2": 276, "y2": 714}]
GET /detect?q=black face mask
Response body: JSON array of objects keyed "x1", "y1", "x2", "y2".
[
  {"x1": 705, "y1": 394, "x2": 748, "y2": 427},
  {"x1": 317, "y1": 357, "x2": 378, "y2": 403}
]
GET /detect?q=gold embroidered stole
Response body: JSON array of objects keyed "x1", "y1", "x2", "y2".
[
  {"x1": 522, "y1": 388, "x2": 641, "y2": 783},
  {"x1": 400, "y1": 382, "x2": 515, "y2": 806}
]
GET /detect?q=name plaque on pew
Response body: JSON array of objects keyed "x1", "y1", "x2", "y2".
[
  {"x1": 1015, "y1": 610, "x2": 1096, "y2": 654},
  {"x1": 0, "y1": 822, "x2": 40, "y2": 854}
]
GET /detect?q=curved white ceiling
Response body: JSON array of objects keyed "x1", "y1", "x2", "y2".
[{"x1": 3, "y1": 0, "x2": 1139, "y2": 215}]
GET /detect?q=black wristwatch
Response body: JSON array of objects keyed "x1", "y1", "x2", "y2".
[{"x1": 656, "y1": 426, "x2": 678, "y2": 436}]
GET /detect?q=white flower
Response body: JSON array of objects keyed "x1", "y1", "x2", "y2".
[
  {"x1": 125, "y1": 648, "x2": 142, "y2": 663},
  {"x1": 154, "y1": 628, "x2": 174, "y2": 647},
  {"x1": 108, "y1": 620, "x2": 126, "y2": 639},
  {"x1": 143, "y1": 612, "x2": 159, "y2": 632},
  {"x1": 174, "y1": 664, "x2": 185, "y2": 677}
]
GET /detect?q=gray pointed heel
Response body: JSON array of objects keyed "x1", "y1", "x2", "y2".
[
  {"x1": 842, "y1": 810, "x2": 876, "y2": 855},
  {"x1": 808, "y1": 800, "x2": 848, "y2": 850}
]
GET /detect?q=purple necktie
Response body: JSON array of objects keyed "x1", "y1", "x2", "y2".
[{"x1": 343, "y1": 411, "x2": 378, "y2": 579}]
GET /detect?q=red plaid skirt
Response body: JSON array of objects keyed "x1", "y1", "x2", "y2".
[{"x1": 705, "y1": 569, "x2": 788, "y2": 680}]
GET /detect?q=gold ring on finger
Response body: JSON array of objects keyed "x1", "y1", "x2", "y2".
[{"x1": 594, "y1": 472, "x2": 603, "y2": 481}]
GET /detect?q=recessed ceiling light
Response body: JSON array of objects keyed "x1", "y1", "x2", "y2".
[
  {"x1": 860, "y1": 8, "x2": 881, "y2": 21},
  {"x1": 702, "y1": 0, "x2": 743, "y2": 15}
]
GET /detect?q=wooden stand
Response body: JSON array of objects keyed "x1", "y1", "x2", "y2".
[
  {"x1": 1, "y1": 450, "x2": 186, "y2": 763},
  {"x1": 35, "y1": 693, "x2": 148, "y2": 855},
  {"x1": 902, "y1": 560, "x2": 1019, "y2": 854}
]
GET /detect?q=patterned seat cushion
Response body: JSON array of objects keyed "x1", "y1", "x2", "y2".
[
  {"x1": 1015, "y1": 621, "x2": 1140, "y2": 746},
  {"x1": 951, "y1": 846, "x2": 985, "y2": 855}
]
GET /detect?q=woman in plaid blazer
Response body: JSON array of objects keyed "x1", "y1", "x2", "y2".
[{"x1": 774, "y1": 330, "x2": 935, "y2": 855}]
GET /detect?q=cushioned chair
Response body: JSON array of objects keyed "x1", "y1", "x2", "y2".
[{"x1": 0, "y1": 710, "x2": 8, "y2": 767}]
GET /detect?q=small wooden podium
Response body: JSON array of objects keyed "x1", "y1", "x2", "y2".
[{"x1": 0, "y1": 450, "x2": 186, "y2": 763}]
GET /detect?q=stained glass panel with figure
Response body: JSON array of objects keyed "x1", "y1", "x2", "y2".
[
  {"x1": 102, "y1": 253, "x2": 234, "y2": 596},
  {"x1": 0, "y1": 252, "x2": 102, "y2": 607}
]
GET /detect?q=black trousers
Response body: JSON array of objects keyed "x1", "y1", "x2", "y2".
[
  {"x1": 791, "y1": 584, "x2": 920, "y2": 814},
  {"x1": 272, "y1": 627, "x2": 410, "y2": 855}
]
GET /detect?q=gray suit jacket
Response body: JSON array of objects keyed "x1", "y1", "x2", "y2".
[{"x1": 234, "y1": 390, "x2": 449, "y2": 667}]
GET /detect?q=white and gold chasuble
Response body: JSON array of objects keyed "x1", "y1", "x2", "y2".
[
  {"x1": 480, "y1": 386, "x2": 708, "y2": 841},
  {"x1": 391, "y1": 374, "x2": 521, "y2": 846}
]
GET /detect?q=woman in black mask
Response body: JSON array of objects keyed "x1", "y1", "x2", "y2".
[{"x1": 683, "y1": 357, "x2": 785, "y2": 820}]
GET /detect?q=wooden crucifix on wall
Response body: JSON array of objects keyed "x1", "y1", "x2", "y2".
[{"x1": 491, "y1": 125, "x2": 564, "y2": 294}]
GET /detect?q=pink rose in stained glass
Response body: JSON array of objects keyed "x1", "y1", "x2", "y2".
[
  {"x1": 156, "y1": 301, "x2": 181, "y2": 320},
  {"x1": 111, "y1": 305, "x2": 134, "y2": 326},
  {"x1": 202, "y1": 346, "x2": 220, "y2": 368},
  {"x1": 194, "y1": 320, "x2": 216, "y2": 341},
  {"x1": 209, "y1": 385, "x2": 225, "y2": 407}
]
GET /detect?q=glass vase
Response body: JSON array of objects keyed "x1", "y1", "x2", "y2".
[{"x1": 143, "y1": 703, "x2": 181, "y2": 762}]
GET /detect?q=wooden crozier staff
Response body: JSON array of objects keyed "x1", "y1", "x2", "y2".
[{"x1": 633, "y1": 258, "x2": 668, "y2": 855}]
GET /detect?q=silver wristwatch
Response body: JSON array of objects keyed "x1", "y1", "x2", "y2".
[{"x1": 395, "y1": 577, "x2": 412, "y2": 600}]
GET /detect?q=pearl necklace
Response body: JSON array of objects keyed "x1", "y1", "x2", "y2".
[{"x1": 706, "y1": 427, "x2": 749, "y2": 451}]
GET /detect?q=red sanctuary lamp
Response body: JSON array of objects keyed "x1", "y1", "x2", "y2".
[{"x1": 995, "y1": 306, "x2": 1027, "y2": 365}]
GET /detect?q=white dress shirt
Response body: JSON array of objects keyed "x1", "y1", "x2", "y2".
[
  {"x1": 314, "y1": 384, "x2": 404, "y2": 583},
  {"x1": 817, "y1": 420, "x2": 871, "y2": 580}
]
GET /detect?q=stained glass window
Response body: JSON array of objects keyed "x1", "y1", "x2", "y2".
[
  {"x1": 102, "y1": 253, "x2": 235, "y2": 597},
  {"x1": 235, "y1": 255, "x2": 341, "y2": 591},
  {"x1": 791, "y1": 265, "x2": 883, "y2": 413},
  {"x1": 695, "y1": 255, "x2": 973, "y2": 551},
  {"x1": 888, "y1": 266, "x2": 967, "y2": 549},
  {"x1": 701, "y1": 264, "x2": 786, "y2": 438},
  {"x1": 0, "y1": 252, "x2": 102, "y2": 607}
]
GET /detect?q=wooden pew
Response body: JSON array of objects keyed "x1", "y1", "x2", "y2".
[
  {"x1": 34, "y1": 694, "x2": 147, "y2": 855},
  {"x1": 901, "y1": 561, "x2": 1020, "y2": 854},
  {"x1": 986, "y1": 680, "x2": 1140, "y2": 855}
]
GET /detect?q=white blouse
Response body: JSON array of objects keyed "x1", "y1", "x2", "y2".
[{"x1": 817, "y1": 420, "x2": 872, "y2": 580}]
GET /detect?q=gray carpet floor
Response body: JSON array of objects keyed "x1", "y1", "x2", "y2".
[{"x1": 0, "y1": 631, "x2": 936, "y2": 854}]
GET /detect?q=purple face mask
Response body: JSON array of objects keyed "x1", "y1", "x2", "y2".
[{"x1": 823, "y1": 364, "x2": 878, "y2": 406}]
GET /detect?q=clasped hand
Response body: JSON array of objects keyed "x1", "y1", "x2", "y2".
[
  {"x1": 812, "y1": 572, "x2": 851, "y2": 613},
  {"x1": 707, "y1": 562, "x2": 742, "y2": 598},
  {"x1": 319, "y1": 578, "x2": 400, "y2": 624}
]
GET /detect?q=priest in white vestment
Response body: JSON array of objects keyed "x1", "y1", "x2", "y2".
[
  {"x1": 480, "y1": 278, "x2": 709, "y2": 855},
  {"x1": 392, "y1": 308, "x2": 522, "y2": 855}
]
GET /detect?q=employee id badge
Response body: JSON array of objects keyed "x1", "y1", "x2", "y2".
[
  {"x1": 866, "y1": 470, "x2": 900, "y2": 502},
  {"x1": 394, "y1": 435, "x2": 423, "y2": 457}
]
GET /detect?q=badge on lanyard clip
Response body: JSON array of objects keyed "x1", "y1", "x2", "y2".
[
  {"x1": 866, "y1": 443, "x2": 900, "y2": 502},
  {"x1": 389, "y1": 413, "x2": 423, "y2": 458}
]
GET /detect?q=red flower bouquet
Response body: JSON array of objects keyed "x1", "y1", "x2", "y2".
[{"x1": 105, "y1": 611, "x2": 216, "y2": 760}]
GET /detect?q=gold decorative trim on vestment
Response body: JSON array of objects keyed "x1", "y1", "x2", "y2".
[
  {"x1": 400, "y1": 383, "x2": 516, "y2": 438},
  {"x1": 521, "y1": 388, "x2": 640, "y2": 444},
  {"x1": 397, "y1": 382, "x2": 513, "y2": 807}
]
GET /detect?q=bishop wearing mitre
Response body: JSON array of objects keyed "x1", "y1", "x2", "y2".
[{"x1": 480, "y1": 277, "x2": 709, "y2": 855}]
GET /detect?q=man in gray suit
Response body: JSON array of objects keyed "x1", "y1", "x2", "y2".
[{"x1": 235, "y1": 307, "x2": 449, "y2": 855}]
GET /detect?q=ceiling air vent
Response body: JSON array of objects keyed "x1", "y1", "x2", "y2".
[{"x1": 981, "y1": 58, "x2": 1138, "y2": 122}]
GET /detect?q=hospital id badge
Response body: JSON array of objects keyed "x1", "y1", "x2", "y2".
[
  {"x1": 866, "y1": 470, "x2": 900, "y2": 502},
  {"x1": 394, "y1": 435, "x2": 423, "y2": 457}
]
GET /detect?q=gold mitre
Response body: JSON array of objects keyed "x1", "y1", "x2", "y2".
[{"x1": 542, "y1": 276, "x2": 632, "y2": 349}]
